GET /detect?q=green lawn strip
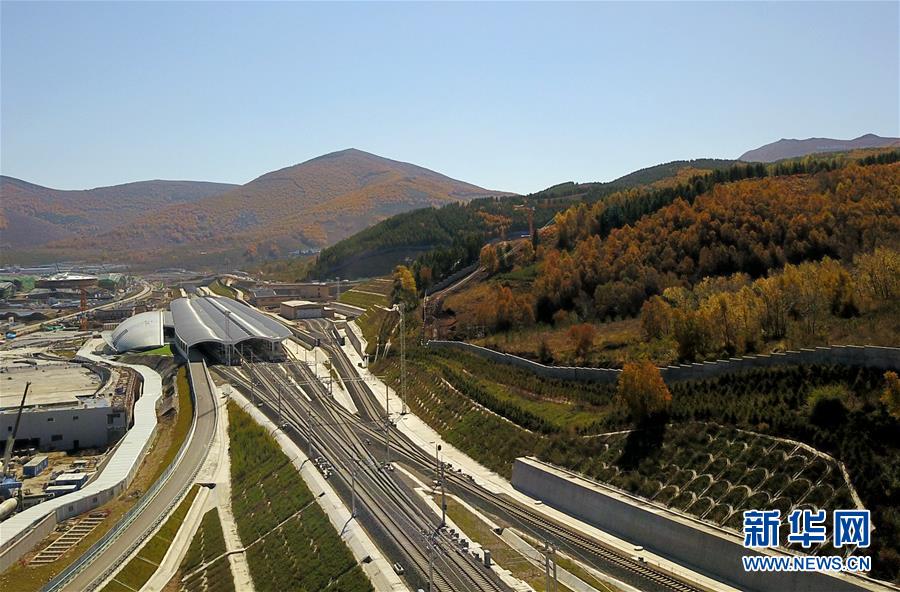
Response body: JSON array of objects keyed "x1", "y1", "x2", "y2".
[
  {"x1": 201, "y1": 557, "x2": 237, "y2": 592},
  {"x1": 179, "y1": 510, "x2": 234, "y2": 592},
  {"x1": 101, "y1": 485, "x2": 201, "y2": 592},
  {"x1": 97, "y1": 580, "x2": 134, "y2": 592},
  {"x1": 208, "y1": 280, "x2": 237, "y2": 299},
  {"x1": 435, "y1": 356, "x2": 604, "y2": 433},
  {"x1": 227, "y1": 401, "x2": 372, "y2": 592},
  {"x1": 340, "y1": 289, "x2": 389, "y2": 309},
  {"x1": 181, "y1": 509, "x2": 227, "y2": 573},
  {"x1": 148, "y1": 366, "x2": 194, "y2": 486},
  {"x1": 143, "y1": 344, "x2": 174, "y2": 356}
]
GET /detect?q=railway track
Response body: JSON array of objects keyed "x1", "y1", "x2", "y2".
[
  {"x1": 219, "y1": 362, "x2": 507, "y2": 592},
  {"x1": 325, "y1": 396, "x2": 703, "y2": 592},
  {"x1": 240, "y1": 316, "x2": 707, "y2": 592},
  {"x1": 309, "y1": 331, "x2": 708, "y2": 592}
]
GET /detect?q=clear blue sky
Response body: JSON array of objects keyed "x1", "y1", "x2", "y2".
[{"x1": 2, "y1": 1, "x2": 897, "y2": 194}]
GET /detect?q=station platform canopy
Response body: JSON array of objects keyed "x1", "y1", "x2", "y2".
[{"x1": 169, "y1": 296, "x2": 291, "y2": 353}]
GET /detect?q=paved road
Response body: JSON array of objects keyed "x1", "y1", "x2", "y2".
[{"x1": 58, "y1": 361, "x2": 218, "y2": 592}]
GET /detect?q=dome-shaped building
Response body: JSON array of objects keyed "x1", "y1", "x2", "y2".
[{"x1": 105, "y1": 310, "x2": 167, "y2": 353}]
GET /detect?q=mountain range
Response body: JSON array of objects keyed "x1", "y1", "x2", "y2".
[
  {"x1": 0, "y1": 178, "x2": 237, "y2": 248},
  {"x1": 739, "y1": 133, "x2": 899, "y2": 162},
  {"x1": 3, "y1": 137, "x2": 897, "y2": 268},
  {"x1": 0, "y1": 149, "x2": 507, "y2": 266}
]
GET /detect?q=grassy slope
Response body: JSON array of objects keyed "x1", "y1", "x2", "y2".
[
  {"x1": 207, "y1": 280, "x2": 237, "y2": 299},
  {"x1": 227, "y1": 401, "x2": 372, "y2": 592},
  {"x1": 376, "y1": 343, "x2": 900, "y2": 581},
  {"x1": 178, "y1": 508, "x2": 235, "y2": 592}
]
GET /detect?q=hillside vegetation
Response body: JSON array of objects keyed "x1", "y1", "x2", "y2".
[
  {"x1": 443, "y1": 154, "x2": 899, "y2": 364},
  {"x1": 310, "y1": 158, "x2": 739, "y2": 283},
  {"x1": 16, "y1": 149, "x2": 503, "y2": 268},
  {"x1": 0, "y1": 177, "x2": 236, "y2": 250},
  {"x1": 375, "y1": 326, "x2": 900, "y2": 581}
]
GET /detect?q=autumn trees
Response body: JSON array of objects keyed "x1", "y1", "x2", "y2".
[
  {"x1": 855, "y1": 247, "x2": 900, "y2": 303},
  {"x1": 533, "y1": 162, "x2": 900, "y2": 322},
  {"x1": 883, "y1": 372, "x2": 900, "y2": 420},
  {"x1": 636, "y1": 252, "x2": 896, "y2": 362},
  {"x1": 568, "y1": 323, "x2": 597, "y2": 363},
  {"x1": 391, "y1": 265, "x2": 418, "y2": 309},
  {"x1": 475, "y1": 285, "x2": 534, "y2": 331},
  {"x1": 616, "y1": 361, "x2": 672, "y2": 422}
]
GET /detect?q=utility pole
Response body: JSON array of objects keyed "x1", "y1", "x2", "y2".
[
  {"x1": 384, "y1": 383, "x2": 391, "y2": 468},
  {"x1": 433, "y1": 443, "x2": 446, "y2": 527},
  {"x1": 542, "y1": 542, "x2": 558, "y2": 592},
  {"x1": 277, "y1": 380, "x2": 283, "y2": 426},
  {"x1": 440, "y1": 457, "x2": 447, "y2": 529},
  {"x1": 306, "y1": 406, "x2": 314, "y2": 459},
  {"x1": 434, "y1": 443, "x2": 441, "y2": 485},
  {"x1": 421, "y1": 293, "x2": 427, "y2": 345},
  {"x1": 399, "y1": 302, "x2": 407, "y2": 414},
  {"x1": 351, "y1": 457, "x2": 359, "y2": 518}
]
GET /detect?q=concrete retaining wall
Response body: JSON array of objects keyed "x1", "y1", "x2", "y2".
[
  {"x1": 427, "y1": 263, "x2": 478, "y2": 294},
  {"x1": 512, "y1": 457, "x2": 875, "y2": 592},
  {"x1": 343, "y1": 321, "x2": 365, "y2": 358},
  {"x1": 428, "y1": 341, "x2": 900, "y2": 384},
  {"x1": 328, "y1": 301, "x2": 365, "y2": 319}
]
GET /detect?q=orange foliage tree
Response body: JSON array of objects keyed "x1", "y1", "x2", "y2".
[
  {"x1": 567, "y1": 323, "x2": 597, "y2": 363},
  {"x1": 616, "y1": 360, "x2": 672, "y2": 422},
  {"x1": 883, "y1": 371, "x2": 900, "y2": 420}
]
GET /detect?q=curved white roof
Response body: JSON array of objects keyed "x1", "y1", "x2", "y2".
[
  {"x1": 170, "y1": 296, "x2": 291, "y2": 349},
  {"x1": 105, "y1": 311, "x2": 165, "y2": 352}
]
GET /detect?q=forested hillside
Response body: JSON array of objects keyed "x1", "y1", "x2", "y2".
[
  {"x1": 310, "y1": 158, "x2": 738, "y2": 282},
  {"x1": 440, "y1": 151, "x2": 900, "y2": 365},
  {"x1": 0, "y1": 176, "x2": 237, "y2": 249},
  {"x1": 533, "y1": 160, "x2": 900, "y2": 321}
]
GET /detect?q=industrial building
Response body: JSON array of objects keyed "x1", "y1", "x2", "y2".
[
  {"x1": 94, "y1": 304, "x2": 147, "y2": 323},
  {"x1": 249, "y1": 281, "x2": 334, "y2": 308},
  {"x1": 279, "y1": 300, "x2": 333, "y2": 320},
  {"x1": 169, "y1": 296, "x2": 291, "y2": 363},
  {"x1": 0, "y1": 361, "x2": 139, "y2": 452}
]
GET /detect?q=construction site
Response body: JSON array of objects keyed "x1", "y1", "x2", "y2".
[{"x1": 0, "y1": 330, "x2": 142, "y2": 524}]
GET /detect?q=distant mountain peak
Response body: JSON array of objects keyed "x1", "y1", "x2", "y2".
[
  {"x1": 6, "y1": 149, "x2": 509, "y2": 267},
  {"x1": 740, "y1": 134, "x2": 900, "y2": 162}
]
